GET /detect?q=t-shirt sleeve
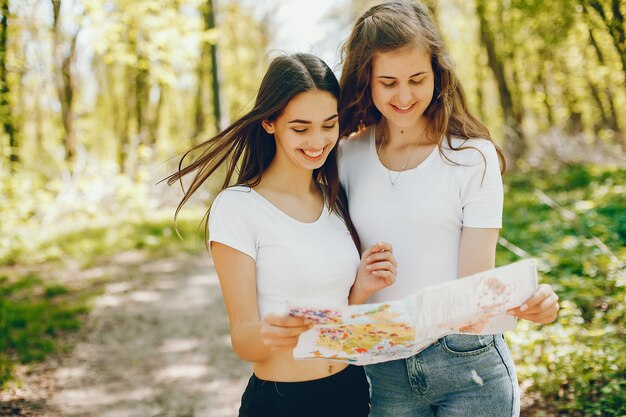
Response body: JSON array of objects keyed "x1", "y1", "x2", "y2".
[
  {"x1": 208, "y1": 190, "x2": 258, "y2": 260},
  {"x1": 461, "y1": 141, "x2": 504, "y2": 228}
]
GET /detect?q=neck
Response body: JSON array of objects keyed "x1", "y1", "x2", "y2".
[
  {"x1": 380, "y1": 118, "x2": 430, "y2": 148},
  {"x1": 260, "y1": 157, "x2": 317, "y2": 196}
]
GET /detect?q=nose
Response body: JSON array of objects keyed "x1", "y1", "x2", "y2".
[
  {"x1": 310, "y1": 132, "x2": 327, "y2": 148},
  {"x1": 397, "y1": 83, "x2": 413, "y2": 104}
]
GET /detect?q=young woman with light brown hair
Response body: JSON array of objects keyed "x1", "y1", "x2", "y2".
[{"x1": 338, "y1": 2, "x2": 559, "y2": 416}]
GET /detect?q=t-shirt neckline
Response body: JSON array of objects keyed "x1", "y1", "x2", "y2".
[
  {"x1": 248, "y1": 187, "x2": 328, "y2": 225},
  {"x1": 368, "y1": 125, "x2": 438, "y2": 174}
]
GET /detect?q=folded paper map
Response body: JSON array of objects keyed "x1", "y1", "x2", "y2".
[{"x1": 288, "y1": 259, "x2": 538, "y2": 365}]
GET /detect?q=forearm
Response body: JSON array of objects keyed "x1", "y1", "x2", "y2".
[
  {"x1": 230, "y1": 321, "x2": 273, "y2": 362},
  {"x1": 348, "y1": 284, "x2": 370, "y2": 305}
]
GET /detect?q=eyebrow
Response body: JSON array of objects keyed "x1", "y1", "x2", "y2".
[
  {"x1": 377, "y1": 71, "x2": 428, "y2": 79},
  {"x1": 287, "y1": 114, "x2": 338, "y2": 124}
]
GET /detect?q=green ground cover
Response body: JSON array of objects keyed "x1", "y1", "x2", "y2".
[{"x1": 499, "y1": 164, "x2": 625, "y2": 416}]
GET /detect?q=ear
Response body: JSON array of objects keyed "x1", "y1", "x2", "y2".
[{"x1": 261, "y1": 120, "x2": 275, "y2": 135}]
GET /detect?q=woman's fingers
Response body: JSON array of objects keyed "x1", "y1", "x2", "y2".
[
  {"x1": 260, "y1": 314, "x2": 314, "y2": 351},
  {"x1": 372, "y1": 270, "x2": 396, "y2": 286},
  {"x1": 264, "y1": 314, "x2": 310, "y2": 327},
  {"x1": 362, "y1": 242, "x2": 394, "y2": 260},
  {"x1": 507, "y1": 284, "x2": 559, "y2": 324},
  {"x1": 365, "y1": 249, "x2": 397, "y2": 269},
  {"x1": 367, "y1": 260, "x2": 396, "y2": 271},
  {"x1": 522, "y1": 284, "x2": 553, "y2": 311}
]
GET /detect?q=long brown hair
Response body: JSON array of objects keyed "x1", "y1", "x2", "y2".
[
  {"x1": 339, "y1": 1, "x2": 506, "y2": 173},
  {"x1": 166, "y1": 53, "x2": 360, "y2": 249}
]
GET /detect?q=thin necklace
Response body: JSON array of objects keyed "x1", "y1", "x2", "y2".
[{"x1": 377, "y1": 126, "x2": 426, "y2": 187}]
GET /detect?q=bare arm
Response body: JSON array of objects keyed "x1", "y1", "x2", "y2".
[
  {"x1": 458, "y1": 227, "x2": 559, "y2": 324},
  {"x1": 211, "y1": 242, "x2": 312, "y2": 362},
  {"x1": 349, "y1": 242, "x2": 397, "y2": 305},
  {"x1": 457, "y1": 227, "x2": 499, "y2": 278}
]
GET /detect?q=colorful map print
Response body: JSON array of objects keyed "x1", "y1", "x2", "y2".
[
  {"x1": 314, "y1": 322, "x2": 415, "y2": 356},
  {"x1": 291, "y1": 302, "x2": 417, "y2": 362},
  {"x1": 288, "y1": 306, "x2": 342, "y2": 325},
  {"x1": 291, "y1": 259, "x2": 538, "y2": 365}
]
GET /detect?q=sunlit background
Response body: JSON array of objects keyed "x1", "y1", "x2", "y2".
[{"x1": 0, "y1": 0, "x2": 624, "y2": 416}]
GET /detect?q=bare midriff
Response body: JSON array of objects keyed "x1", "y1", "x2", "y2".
[{"x1": 253, "y1": 351, "x2": 348, "y2": 382}]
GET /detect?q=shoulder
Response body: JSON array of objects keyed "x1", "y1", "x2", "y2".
[
  {"x1": 441, "y1": 137, "x2": 500, "y2": 167},
  {"x1": 214, "y1": 185, "x2": 253, "y2": 201},
  {"x1": 211, "y1": 186, "x2": 256, "y2": 214},
  {"x1": 338, "y1": 126, "x2": 374, "y2": 159}
]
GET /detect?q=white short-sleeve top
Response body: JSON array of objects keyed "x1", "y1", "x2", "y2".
[
  {"x1": 339, "y1": 126, "x2": 503, "y2": 303},
  {"x1": 208, "y1": 186, "x2": 360, "y2": 317}
]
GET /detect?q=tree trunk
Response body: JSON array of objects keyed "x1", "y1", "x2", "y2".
[
  {"x1": 51, "y1": 0, "x2": 78, "y2": 162},
  {"x1": 559, "y1": 63, "x2": 584, "y2": 134},
  {"x1": 585, "y1": 0, "x2": 626, "y2": 85},
  {"x1": 475, "y1": 54, "x2": 486, "y2": 123},
  {"x1": 609, "y1": 0, "x2": 626, "y2": 83},
  {"x1": 0, "y1": 0, "x2": 17, "y2": 169},
  {"x1": 193, "y1": 53, "x2": 207, "y2": 141},
  {"x1": 476, "y1": 0, "x2": 526, "y2": 166},
  {"x1": 206, "y1": 0, "x2": 223, "y2": 132},
  {"x1": 147, "y1": 83, "x2": 164, "y2": 147},
  {"x1": 121, "y1": 64, "x2": 134, "y2": 173},
  {"x1": 135, "y1": 65, "x2": 149, "y2": 145},
  {"x1": 539, "y1": 71, "x2": 555, "y2": 127}
]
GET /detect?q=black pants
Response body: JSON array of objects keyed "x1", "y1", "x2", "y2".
[{"x1": 238, "y1": 365, "x2": 370, "y2": 417}]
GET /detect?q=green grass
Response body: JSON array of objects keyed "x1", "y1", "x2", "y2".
[
  {"x1": 498, "y1": 164, "x2": 626, "y2": 417},
  {"x1": 2, "y1": 217, "x2": 207, "y2": 268},
  {"x1": 0, "y1": 274, "x2": 89, "y2": 387}
]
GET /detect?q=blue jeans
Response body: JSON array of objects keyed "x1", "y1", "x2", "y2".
[{"x1": 365, "y1": 334, "x2": 520, "y2": 417}]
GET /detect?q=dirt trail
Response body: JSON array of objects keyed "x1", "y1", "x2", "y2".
[{"x1": 1, "y1": 252, "x2": 250, "y2": 417}]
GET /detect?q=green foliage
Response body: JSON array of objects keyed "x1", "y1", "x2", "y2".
[
  {"x1": 499, "y1": 164, "x2": 626, "y2": 416},
  {"x1": 0, "y1": 166, "x2": 207, "y2": 267},
  {"x1": 0, "y1": 275, "x2": 88, "y2": 386},
  {"x1": 0, "y1": 353, "x2": 11, "y2": 389}
]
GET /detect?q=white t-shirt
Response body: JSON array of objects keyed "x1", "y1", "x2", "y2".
[
  {"x1": 208, "y1": 185, "x2": 361, "y2": 317},
  {"x1": 339, "y1": 126, "x2": 503, "y2": 303}
]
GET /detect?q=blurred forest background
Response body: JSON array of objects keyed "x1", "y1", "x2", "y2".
[{"x1": 0, "y1": 0, "x2": 624, "y2": 416}]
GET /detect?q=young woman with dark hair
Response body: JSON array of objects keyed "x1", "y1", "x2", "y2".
[
  {"x1": 167, "y1": 53, "x2": 396, "y2": 417},
  {"x1": 338, "y1": 2, "x2": 559, "y2": 416}
]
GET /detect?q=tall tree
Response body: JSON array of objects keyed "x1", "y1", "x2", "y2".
[
  {"x1": 193, "y1": 0, "x2": 222, "y2": 141},
  {"x1": 206, "y1": 0, "x2": 223, "y2": 132},
  {"x1": 582, "y1": 2, "x2": 623, "y2": 137},
  {"x1": 476, "y1": 0, "x2": 525, "y2": 166},
  {"x1": 0, "y1": 0, "x2": 17, "y2": 169},
  {"x1": 583, "y1": 0, "x2": 626, "y2": 85},
  {"x1": 51, "y1": 0, "x2": 79, "y2": 162}
]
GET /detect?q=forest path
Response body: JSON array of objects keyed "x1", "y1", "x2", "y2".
[{"x1": 1, "y1": 251, "x2": 249, "y2": 417}]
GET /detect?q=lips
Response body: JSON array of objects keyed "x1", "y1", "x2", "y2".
[
  {"x1": 303, "y1": 149, "x2": 323, "y2": 157},
  {"x1": 391, "y1": 103, "x2": 416, "y2": 113},
  {"x1": 299, "y1": 146, "x2": 326, "y2": 162}
]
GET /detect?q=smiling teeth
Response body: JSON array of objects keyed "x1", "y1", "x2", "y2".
[
  {"x1": 395, "y1": 104, "x2": 413, "y2": 110},
  {"x1": 303, "y1": 149, "x2": 324, "y2": 157}
]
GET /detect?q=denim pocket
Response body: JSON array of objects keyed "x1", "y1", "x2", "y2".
[{"x1": 440, "y1": 334, "x2": 495, "y2": 357}]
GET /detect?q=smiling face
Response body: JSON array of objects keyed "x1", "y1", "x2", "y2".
[
  {"x1": 371, "y1": 45, "x2": 434, "y2": 131},
  {"x1": 262, "y1": 89, "x2": 339, "y2": 172}
]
